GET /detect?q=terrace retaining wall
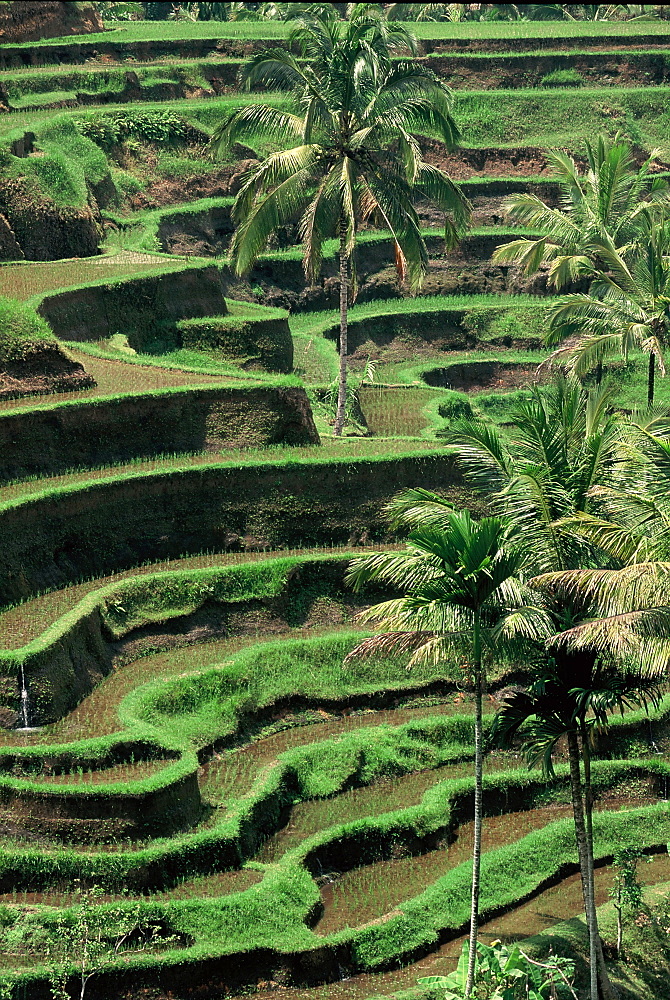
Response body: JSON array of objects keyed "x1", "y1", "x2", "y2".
[
  {"x1": 0, "y1": 454, "x2": 469, "y2": 604},
  {"x1": 0, "y1": 384, "x2": 317, "y2": 481}
]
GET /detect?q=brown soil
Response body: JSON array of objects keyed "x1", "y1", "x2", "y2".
[
  {"x1": 422, "y1": 140, "x2": 667, "y2": 182},
  {"x1": 0, "y1": 345, "x2": 96, "y2": 402},
  {"x1": 0, "y1": 1, "x2": 102, "y2": 44},
  {"x1": 422, "y1": 360, "x2": 543, "y2": 393},
  {"x1": 427, "y1": 51, "x2": 670, "y2": 90},
  {"x1": 423, "y1": 142, "x2": 557, "y2": 180},
  {"x1": 128, "y1": 160, "x2": 256, "y2": 213},
  {"x1": 0, "y1": 177, "x2": 102, "y2": 262}
]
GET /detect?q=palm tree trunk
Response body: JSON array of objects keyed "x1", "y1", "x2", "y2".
[
  {"x1": 465, "y1": 611, "x2": 483, "y2": 999},
  {"x1": 567, "y1": 730, "x2": 598, "y2": 1000},
  {"x1": 580, "y1": 723, "x2": 617, "y2": 1000},
  {"x1": 334, "y1": 232, "x2": 349, "y2": 437},
  {"x1": 648, "y1": 351, "x2": 655, "y2": 406}
]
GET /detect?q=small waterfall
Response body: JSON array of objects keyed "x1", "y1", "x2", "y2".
[
  {"x1": 648, "y1": 719, "x2": 661, "y2": 755},
  {"x1": 18, "y1": 665, "x2": 30, "y2": 730},
  {"x1": 337, "y1": 964, "x2": 352, "y2": 982}
]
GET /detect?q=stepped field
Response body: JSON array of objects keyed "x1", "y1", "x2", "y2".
[{"x1": 0, "y1": 7, "x2": 669, "y2": 1000}]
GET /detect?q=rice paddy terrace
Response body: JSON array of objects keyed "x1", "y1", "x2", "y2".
[{"x1": 0, "y1": 10, "x2": 669, "y2": 999}]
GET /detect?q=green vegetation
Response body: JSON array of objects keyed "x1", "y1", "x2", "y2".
[
  {"x1": 0, "y1": 296, "x2": 55, "y2": 362},
  {"x1": 540, "y1": 67, "x2": 585, "y2": 86},
  {"x1": 1, "y1": 11, "x2": 670, "y2": 1000},
  {"x1": 9, "y1": 18, "x2": 670, "y2": 47}
]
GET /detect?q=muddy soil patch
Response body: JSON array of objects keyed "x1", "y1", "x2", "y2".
[
  {"x1": 421, "y1": 144, "x2": 556, "y2": 181},
  {"x1": 0, "y1": 346, "x2": 96, "y2": 402},
  {"x1": 0, "y1": 1, "x2": 102, "y2": 44},
  {"x1": 427, "y1": 51, "x2": 670, "y2": 90},
  {"x1": 423, "y1": 361, "x2": 542, "y2": 393},
  {"x1": 128, "y1": 161, "x2": 255, "y2": 213}
]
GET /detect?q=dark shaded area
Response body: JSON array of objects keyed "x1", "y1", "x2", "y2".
[
  {"x1": 0, "y1": 453, "x2": 468, "y2": 605},
  {"x1": 423, "y1": 360, "x2": 542, "y2": 392},
  {"x1": 0, "y1": 385, "x2": 318, "y2": 482}
]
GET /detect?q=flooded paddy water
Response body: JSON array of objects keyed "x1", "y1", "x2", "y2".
[{"x1": 248, "y1": 854, "x2": 670, "y2": 1000}]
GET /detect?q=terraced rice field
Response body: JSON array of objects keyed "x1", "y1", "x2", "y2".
[{"x1": 0, "y1": 9, "x2": 669, "y2": 999}]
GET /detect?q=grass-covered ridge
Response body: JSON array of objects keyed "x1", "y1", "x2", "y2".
[
  {"x1": 0, "y1": 295, "x2": 55, "y2": 363},
  {"x1": 5, "y1": 17, "x2": 670, "y2": 48}
]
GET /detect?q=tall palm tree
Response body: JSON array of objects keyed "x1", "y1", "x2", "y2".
[
  {"x1": 546, "y1": 211, "x2": 670, "y2": 405},
  {"x1": 493, "y1": 590, "x2": 665, "y2": 1000},
  {"x1": 345, "y1": 503, "x2": 527, "y2": 998},
  {"x1": 492, "y1": 135, "x2": 667, "y2": 293},
  {"x1": 210, "y1": 5, "x2": 470, "y2": 435}
]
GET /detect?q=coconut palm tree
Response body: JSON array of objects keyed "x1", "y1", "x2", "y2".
[
  {"x1": 493, "y1": 591, "x2": 666, "y2": 1000},
  {"x1": 345, "y1": 504, "x2": 527, "y2": 998},
  {"x1": 446, "y1": 377, "x2": 625, "y2": 574},
  {"x1": 492, "y1": 135, "x2": 667, "y2": 293},
  {"x1": 210, "y1": 5, "x2": 470, "y2": 435},
  {"x1": 546, "y1": 211, "x2": 670, "y2": 405}
]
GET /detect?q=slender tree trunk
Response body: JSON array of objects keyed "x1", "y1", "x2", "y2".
[
  {"x1": 567, "y1": 730, "x2": 598, "y2": 1000},
  {"x1": 615, "y1": 899, "x2": 623, "y2": 960},
  {"x1": 580, "y1": 724, "x2": 617, "y2": 1000},
  {"x1": 334, "y1": 232, "x2": 349, "y2": 437},
  {"x1": 465, "y1": 611, "x2": 483, "y2": 999},
  {"x1": 596, "y1": 361, "x2": 603, "y2": 386},
  {"x1": 648, "y1": 351, "x2": 655, "y2": 407}
]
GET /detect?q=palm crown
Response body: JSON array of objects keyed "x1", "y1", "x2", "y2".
[
  {"x1": 446, "y1": 378, "x2": 626, "y2": 573},
  {"x1": 212, "y1": 5, "x2": 470, "y2": 284},
  {"x1": 492, "y1": 136, "x2": 668, "y2": 290},
  {"x1": 546, "y1": 211, "x2": 670, "y2": 403}
]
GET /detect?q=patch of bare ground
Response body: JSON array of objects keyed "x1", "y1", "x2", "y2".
[
  {"x1": 422, "y1": 361, "x2": 544, "y2": 393},
  {"x1": 126, "y1": 160, "x2": 256, "y2": 213},
  {"x1": 0, "y1": 346, "x2": 96, "y2": 402}
]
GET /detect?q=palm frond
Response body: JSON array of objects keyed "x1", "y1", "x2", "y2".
[{"x1": 210, "y1": 104, "x2": 303, "y2": 158}]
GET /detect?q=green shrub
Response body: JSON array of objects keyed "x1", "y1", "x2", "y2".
[
  {"x1": 75, "y1": 109, "x2": 193, "y2": 147},
  {"x1": 110, "y1": 167, "x2": 146, "y2": 196},
  {"x1": 20, "y1": 148, "x2": 86, "y2": 206},
  {"x1": 540, "y1": 69, "x2": 584, "y2": 88},
  {"x1": 0, "y1": 296, "x2": 55, "y2": 363},
  {"x1": 437, "y1": 396, "x2": 473, "y2": 420}
]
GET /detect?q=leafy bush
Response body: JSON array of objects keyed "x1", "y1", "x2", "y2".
[
  {"x1": 438, "y1": 397, "x2": 473, "y2": 420},
  {"x1": 540, "y1": 68, "x2": 584, "y2": 88},
  {"x1": 419, "y1": 940, "x2": 575, "y2": 999},
  {"x1": 75, "y1": 110, "x2": 193, "y2": 148}
]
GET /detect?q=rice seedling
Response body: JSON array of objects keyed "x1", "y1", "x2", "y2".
[{"x1": 0, "y1": 252, "x2": 185, "y2": 301}]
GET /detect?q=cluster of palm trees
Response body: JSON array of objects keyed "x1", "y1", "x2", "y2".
[{"x1": 346, "y1": 381, "x2": 670, "y2": 999}]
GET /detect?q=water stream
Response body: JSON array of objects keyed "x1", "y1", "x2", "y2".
[{"x1": 16, "y1": 664, "x2": 31, "y2": 731}]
